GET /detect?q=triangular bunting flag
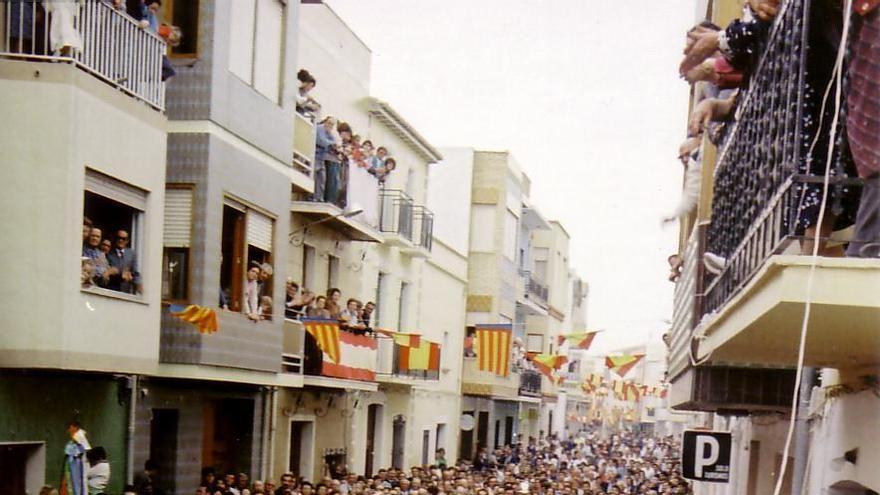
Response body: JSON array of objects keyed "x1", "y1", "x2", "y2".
[{"x1": 605, "y1": 353, "x2": 645, "y2": 378}]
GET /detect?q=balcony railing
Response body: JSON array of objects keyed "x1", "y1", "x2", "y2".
[
  {"x1": 378, "y1": 188, "x2": 414, "y2": 240},
  {"x1": 519, "y1": 270, "x2": 548, "y2": 306},
  {"x1": 1, "y1": 1, "x2": 166, "y2": 109},
  {"x1": 518, "y1": 369, "x2": 542, "y2": 397},
  {"x1": 376, "y1": 335, "x2": 440, "y2": 380},
  {"x1": 412, "y1": 205, "x2": 434, "y2": 252},
  {"x1": 701, "y1": 0, "x2": 860, "y2": 317}
]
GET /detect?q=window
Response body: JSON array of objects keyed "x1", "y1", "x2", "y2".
[
  {"x1": 328, "y1": 255, "x2": 340, "y2": 292},
  {"x1": 469, "y1": 205, "x2": 495, "y2": 252},
  {"x1": 162, "y1": 186, "x2": 193, "y2": 301},
  {"x1": 220, "y1": 200, "x2": 274, "y2": 314},
  {"x1": 503, "y1": 210, "x2": 518, "y2": 261},
  {"x1": 82, "y1": 169, "x2": 147, "y2": 297},
  {"x1": 228, "y1": 0, "x2": 284, "y2": 102},
  {"x1": 161, "y1": 0, "x2": 200, "y2": 56},
  {"x1": 303, "y1": 245, "x2": 316, "y2": 292},
  {"x1": 533, "y1": 247, "x2": 548, "y2": 282},
  {"x1": 526, "y1": 334, "x2": 544, "y2": 353},
  {"x1": 375, "y1": 272, "x2": 386, "y2": 327},
  {"x1": 397, "y1": 281, "x2": 410, "y2": 331}
]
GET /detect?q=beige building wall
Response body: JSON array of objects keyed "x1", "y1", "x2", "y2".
[{"x1": 0, "y1": 61, "x2": 167, "y2": 374}]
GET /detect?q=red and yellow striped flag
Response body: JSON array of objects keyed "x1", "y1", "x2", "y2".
[
  {"x1": 474, "y1": 324, "x2": 512, "y2": 376},
  {"x1": 170, "y1": 304, "x2": 219, "y2": 334},
  {"x1": 376, "y1": 329, "x2": 422, "y2": 348},
  {"x1": 304, "y1": 319, "x2": 341, "y2": 364},
  {"x1": 399, "y1": 339, "x2": 441, "y2": 371},
  {"x1": 605, "y1": 353, "x2": 645, "y2": 378},
  {"x1": 556, "y1": 331, "x2": 600, "y2": 350}
]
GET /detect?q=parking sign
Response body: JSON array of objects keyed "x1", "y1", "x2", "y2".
[{"x1": 681, "y1": 430, "x2": 732, "y2": 483}]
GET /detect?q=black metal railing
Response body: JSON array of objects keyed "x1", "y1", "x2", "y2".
[
  {"x1": 379, "y1": 188, "x2": 414, "y2": 240},
  {"x1": 701, "y1": 0, "x2": 859, "y2": 317},
  {"x1": 520, "y1": 270, "x2": 549, "y2": 305},
  {"x1": 519, "y1": 369, "x2": 542, "y2": 397},
  {"x1": 412, "y1": 205, "x2": 434, "y2": 252}
]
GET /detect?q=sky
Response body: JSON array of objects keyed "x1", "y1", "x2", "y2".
[{"x1": 325, "y1": 0, "x2": 697, "y2": 353}]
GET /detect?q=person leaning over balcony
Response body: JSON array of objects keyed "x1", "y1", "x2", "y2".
[
  {"x1": 679, "y1": 0, "x2": 780, "y2": 76},
  {"x1": 369, "y1": 146, "x2": 389, "y2": 176},
  {"x1": 340, "y1": 298, "x2": 366, "y2": 334},
  {"x1": 335, "y1": 122, "x2": 354, "y2": 205},
  {"x1": 662, "y1": 136, "x2": 703, "y2": 225},
  {"x1": 296, "y1": 70, "x2": 322, "y2": 120},
  {"x1": 376, "y1": 158, "x2": 397, "y2": 184},
  {"x1": 42, "y1": 0, "x2": 84, "y2": 57},
  {"x1": 360, "y1": 301, "x2": 376, "y2": 330},
  {"x1": 326, "y1": 287, "x2": 343, "y2": 319},
  {"x1": 258, "y1": 262, "x2": 274, "y2": 297},
  {"x1": 245, "y1": 264, "x2": 262, "y2": 321},
  {"x1": 845, "y1": 1, "x2": 880, "y2": 258},
  {"x1": 315, "y1": 116, "x2": 340, "y2": 202},
  {"x1": 308, "y1": 295, "x2": 331, "y2": 318}
]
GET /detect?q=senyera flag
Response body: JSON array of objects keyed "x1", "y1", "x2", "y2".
[
  {"x1": 303, "y1": 318, "x2": 341, "y2": 364},
  {"x1": 474, "y1": 324, "x2": 513, "y2": 376},
  {"x1": 556, "y1": 331, "x2": 600, "y2": 350},
  {"x1": 605, "y1": 353, "x2": 645, "y2": 378},
  {"x1": 170, "y1": 304, "x2": 219, "y2": 334}
]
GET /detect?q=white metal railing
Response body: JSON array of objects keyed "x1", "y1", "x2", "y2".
[{"x1": 1, "y1": 1, "x2": 166, "y2": 110}]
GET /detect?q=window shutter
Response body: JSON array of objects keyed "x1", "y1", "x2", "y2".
[
  {"x1": 84, "y1": 169, "x2": 147, "y2": 211},
  {"x1": 253, "y1": 0, "x2": 283, "y2": 101},
  {"x1": 164, "y1": 188, "x2": 193, "y2": 248},
  {"x1": 247, "y1": 210, "x2": 273, "y2": 252},
  {"x1": 228, "y1": 0, "x2": 256, "y2": 83}
]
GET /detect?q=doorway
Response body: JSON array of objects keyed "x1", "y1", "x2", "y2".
[
  {"x1": 365, "y1": 405, "x2": 383, "y2": 476},
  {"x1": 494, "y1": 419, "x2": 501, "y2": 449},
  {"x1": 202, "y1": 399, "x2": 254, "y2": 475},
  {"x1": 289, "y1": 420, "x2": 314, "y2": 479},
  {"x1": 421, "y1": 430, "x2": 430, "y2": 465},
  {"x1": 477, "y1": 411, "x2": 489, "y2": 450},
  {"x1": 504, "y1": 416, "x2": 514, "y2": 447},
  {"x1": 0, "y1": 442, "x2": 44, "y2": 495},
  {"x1": 150, "y1": 409, "x2": 179, "y2": 494},
  {"x1": 459, "y1": 412, "x2": 474, "y2": 460},
  {"x1": 391, "y1": 416, "x2": 406, "y2": 469}
]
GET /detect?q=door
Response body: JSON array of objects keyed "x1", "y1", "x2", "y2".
[
  {"x1": 202, "y1": 399, "x2": 254, "y2": 475},
  {"x1": 421, "y1": 430, "x2": 430, "y2": 465},
  {"x1": 459, "y1": 411, "x2": 474, "y2": 460},
  {"x1": 504, "y1": 416, "x2": 514, "y2": 446},
  {"x1": 0, "y1": 445, "x2": 28, "y2": 495},
  {"x1": 477, "y1": 411, "x2": 489, "y2": 450},
  {"x1": 365, "y1": 405, "x2": 382, "y2": 476},
  {"x1": 435, "y1": 423, "x2": 446, "y2": 453},
  {"x1": 747, "y1": 441, "x2": 760, "y2": 495},
  {"x1": 391, "y1": 416, "x2": 406, "y2": 469},
  {"x1": 548, "y1": 410, "x2": 553, "y2": 436},
  {"x1": 221, "y1": 205, "x2": 246, "y2": 311},
  {"x1": 150, "y1": 409, "x2": 179, "y2": 493},
  {"x1": 494, "y1": 419, "x2": 501, "y2": 449}
]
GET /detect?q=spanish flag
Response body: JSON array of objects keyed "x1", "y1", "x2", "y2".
[
  {"x1": 399, "y1": 339, "x2": 441, "y2": 371},
  {"x1": 303, "y1": 319, "x2": 341, "y2": 364},
  {"x1": 170, "y1": 304, "x2": 219, "y2": 334},
  {"x1": 376, "y1": 329, "x2": 422, "y2": 348},
  {"x1": 474, "y1": 324, "x2": 512, "y2": 376},
  {"x1": 605, "y1": 353, "x2": 645, "y2": 378},
  {"x1": 556, "y1": 331, "x2": 600, "y2": 350}
]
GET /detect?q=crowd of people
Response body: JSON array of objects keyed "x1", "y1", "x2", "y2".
[
  {"x1": 7, "y1": 0, "x2": 181, "y2": 81},
  {"x1": 156, "y1": 429, "x2": 688, "y2": 495},
  {"x1": 81, "y1": 217, "x2": 142, "y2": 295},
  {"x1": 665, "y1": 0, "x2": 880, "y2": 281},
  {"x1": 284, "y1": 280, "x2": 377, "y2": 334},
  {"x1": 296, "y1": 69, "x2": 400, "y2": 207}
]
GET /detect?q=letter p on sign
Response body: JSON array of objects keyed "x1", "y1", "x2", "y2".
[{"x1": 681, "y1": 430, "x2": 732, "y2": 483}]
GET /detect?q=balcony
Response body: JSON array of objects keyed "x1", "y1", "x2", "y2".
[
  {"x1": 401, "y1": 205, "x2": 433, "y2": 257},
  {"x1": 160, "y1": 308, "x2": 282, "y2": 373},
  {"x1": 1, "y1": 1, "x2": 166, "y2": 110},
  {"x1": 291, "y1": 162, "x2": 383, "y2": 242},
  {"x1": 291, "y1": 111, "x2": 317, "y2": 193},
  {"x1": 518, "y1": 369, "x2": 542, "y2": 397},
  {"x1": 378, "y1": 188, "x2": 414, "y2": 246},
  {"x1": 518, "y1": 269, "x2": 549, "y2": 315},
  {"x1": 692, "y1": 0, "x2": 880, "y2": 369},
  {"x1": 460, "y1": 357, "x2": 521, "y2": 399},
  {"x1": 375, "y1": 335, "x2": 441, "y2": 382}
]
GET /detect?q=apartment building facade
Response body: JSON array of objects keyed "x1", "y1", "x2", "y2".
[{"x1": 668, "y1": 1, "x2": 880, "y2": 494}]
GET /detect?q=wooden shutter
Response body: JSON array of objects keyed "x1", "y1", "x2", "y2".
[
  {"x1": 163, "y1": 187, "x2": 193, "y2": 248},
  {"x1": 246, "y1": 209, "x2": 273, "y2": 251}
]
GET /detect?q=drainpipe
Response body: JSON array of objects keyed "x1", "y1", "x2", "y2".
[
  {"x1": 790, "y1": 367, "x2": 816, "y2": 495},
  {"x1": 126, "y1": 375, "x2": 138, "y2": 484},
  {"x1": 268, "y1": 387, "x2": 278, "y2": 482}
]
